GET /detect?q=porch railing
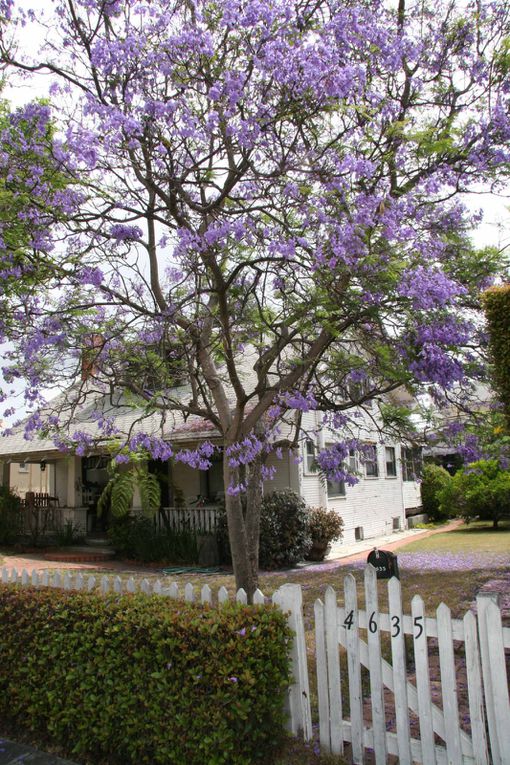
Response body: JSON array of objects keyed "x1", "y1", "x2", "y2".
[
  {"x1": 157, "y1": 506, "x2": 220, "y2": 535},
  {"x1": 18, "y1": 495, "x2": 65, "y2": 538}
]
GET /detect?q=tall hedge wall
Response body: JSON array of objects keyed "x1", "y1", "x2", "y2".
[
  {"x1": 0, "y1": 585, "x2": 291, "y2": 765},
  {"x1": 482, "y1": 284, "x2": 510, "y2": 429}
]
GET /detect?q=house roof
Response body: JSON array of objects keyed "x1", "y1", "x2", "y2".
[
  {"x1": 0, "y1": 346, "x2": 417, "y2": 461},
  {"x1": 0, "y1": 351, "x2": 264, "y2": 460},
  {"x1": 0, "y1": 385, "x2": 223, "y2": 460}
]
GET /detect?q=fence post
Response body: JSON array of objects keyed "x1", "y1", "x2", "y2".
[
  {"x1": 273, "y1": 583, "x2": 312, "y2": 741},
  {"x1": 477, "y1": 592, "x2": 505, "y2": 765}
]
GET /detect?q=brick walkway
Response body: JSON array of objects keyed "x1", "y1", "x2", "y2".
[{"x1": 0, "y1": 551, "x2": 155, "y2": 576}]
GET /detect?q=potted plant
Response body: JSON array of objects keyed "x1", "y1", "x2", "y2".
[{"x1": 306, "y1": 507, "x2": 344, "y2": 561}]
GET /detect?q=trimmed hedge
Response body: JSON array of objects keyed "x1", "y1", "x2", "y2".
[
  {"x1": 0, "y1": 585, "x2": 291, "y2": 765},
  {"x1": 420, "y1": 463, "x2": 452, "y2": 521},
  {"x1": 482, "y1": 285, "x2": 510, "y2": 430},
  {"x1": 108, "y1": 514, "x2": 200, "y2": 563},
  {"x1": 0, "y1": 485, "x2": 23, "y2": 544}
]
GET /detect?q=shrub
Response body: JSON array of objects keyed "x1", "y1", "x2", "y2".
[
  {"x1": 54, "y1": 520, "x2": 85, "y2": 547},
  {"x1": 0, "y1": 485, "x2": 23, "y2": 544},
  {"x1": 0, "y1": 585, "x2": 291, "y2": 765},
  {"x1": 482, "y1": 285, "x2": 510, "y2": 430},
  {"x1": 420, "y1": 463, "x2": 453, "y2": 521},
  {"x1": 258, "y1": 490, "x2": 312, "y2": 569},
  {"x1": 217, "y1": 490, "x2": 311, "y2": 569},
  {"x1": 438, "y1": 459, "x2": 510, "y2": 528},
  {"x1": 108, "y1": 514, "x2": 200, "y2": 563},
  {"x1": 307, "y1": 507, "x2": 344, "y2": 546}
]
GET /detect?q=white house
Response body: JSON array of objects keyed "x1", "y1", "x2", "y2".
[{"x1": 0, "y1": 380, "x2": 422, "y2": 545}]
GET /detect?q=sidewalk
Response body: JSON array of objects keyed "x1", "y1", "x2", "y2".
[{"x1": 325, "y1": 519, "x2": 463, "y2": 565}]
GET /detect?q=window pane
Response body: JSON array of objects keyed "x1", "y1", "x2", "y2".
[
  {"x1": 305, "y1": 439, "x2": 316, "y2": 473},
  {"x1": 402, "y1": 446, "x2": 422, "y2": 481},
  {"x1": 365, "y1": 445, "x2": 379, "y2": 477},
  {"x1": 385, "y1": 446, "x2": 397, "y2": 477},
  {"x1": 327, "y1": 478, "x2": 346, "y2": 497}
]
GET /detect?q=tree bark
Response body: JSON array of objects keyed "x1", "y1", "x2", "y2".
[
  {"x1": 224, "y1": 460, "x2": 259, "y2": 600},
  {"x1": 245, "y1": 455, "x2": 263, "y2": 592}
]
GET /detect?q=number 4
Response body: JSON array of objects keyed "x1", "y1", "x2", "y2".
[{"x1": 343, "y1": 610, "x2": 354, "y2": 630}]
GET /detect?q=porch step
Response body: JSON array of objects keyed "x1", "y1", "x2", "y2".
[
  {"x1": 84, "y1": 535, "x2": 111, "y2": 547},
  {"x1": 43, "y1": 546, "x2": 116, "y2": 563}
]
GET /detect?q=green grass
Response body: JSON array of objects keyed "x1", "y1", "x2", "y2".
[
  {"x1": 274, "y1": 737, "x2": 345, "y2": 765},
  {"x1": 397, "y1": 518, "x2": 510, "y2": 554}
]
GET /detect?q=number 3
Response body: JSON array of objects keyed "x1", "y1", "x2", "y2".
[{"x1": 391, "y1": 615, "x2": 400, "y2": 637}]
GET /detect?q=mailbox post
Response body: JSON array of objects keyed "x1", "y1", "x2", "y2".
[{"x1": 366, "y1": 548, "x2": 400, "y2": 579}]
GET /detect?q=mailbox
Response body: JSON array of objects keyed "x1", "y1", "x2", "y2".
[{"x1": 367, "y1": 548, "x2": 400, "y2": 580}]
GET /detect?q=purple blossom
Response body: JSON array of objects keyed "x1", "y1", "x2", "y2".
[
  {"x1": 78, "y1": 267, "x2": 104, "y2": 287},
  {"x1": 398, "y1": 266, "x2": 466, "y2": 310},
  {"x1": 316, "y1": 441, "x2": 359, "y2": 486},
  {"x1": 110, "y1": 224, "x2": 143, "y2": 242}
]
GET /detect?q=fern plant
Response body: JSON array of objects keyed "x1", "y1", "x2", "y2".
[{"x1": 97, "y1": 463, "x2": 161, "y2": 518}]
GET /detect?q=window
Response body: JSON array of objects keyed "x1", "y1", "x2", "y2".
[
  {"x1": 304, "y1": 439, "x2": 316, "y2": 473},
  {"x1": 393, "y1": 516, "x2": 401, "y2": 531},
  {"x1": 364, "y1": 444, "x2": 379, "y2": 477},
  {"x1": 324, "y1": 442, "x2": 347, "y2": 497},
  {"x1": 348, "y1": 448, "x2": 358, "y2": 473},
  {"x1": 402, "y1": 447, "x2": 423, "y2": 481},
  {"x1": 348, "y1": 377, "x2": 373, "y2": 408},
  {"x1": 327, "y1": 476, "x2": 346, "y2": 498},
  {"x1": 18, "y1": 462, "x2": 29, "y2": 473},
  {"x1": 385, "y1": 447, "x2": 397, "y2": 477},
  {"x1": 355, "y1": 526, "x2": 364, "y2": 541}
]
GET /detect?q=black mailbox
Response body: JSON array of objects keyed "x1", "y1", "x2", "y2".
[{"x1": 367, "y1": 548, "x2": 400, "y2": 580}]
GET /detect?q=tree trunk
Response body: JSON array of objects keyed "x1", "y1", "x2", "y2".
[
  {"x1": 224, "y1": 461, "x2": 259, "y2": 600},
  {"x1": 245, "y1": 455, "x2": 263, "y2": 590}
]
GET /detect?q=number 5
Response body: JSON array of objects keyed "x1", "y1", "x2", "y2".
[{"x1": 414, "y1": 615, "x2": 424, "y2": 639}]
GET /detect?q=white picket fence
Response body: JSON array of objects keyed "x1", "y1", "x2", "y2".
[
  {"x1": 1, "y1": 565, "x2": 509, "y2": 764},
  {"x1": 314, "y1": 567, "x2": 510, "y2": 765}
]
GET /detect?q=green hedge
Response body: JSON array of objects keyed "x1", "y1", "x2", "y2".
[
  {"x1": 420, "y1": 463, "x2": 452, "y2": 521},
  {"x1": 0, "y1": 586, "x2": 291, "y2": 765},
  {"x1": 482, "y1": 285, "x2": 510, "y2": 430}
]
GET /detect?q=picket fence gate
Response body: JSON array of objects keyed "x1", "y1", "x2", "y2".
[
  {"x1": 1, "y1": 565, "x2": 509, "y2": 764},
  {"x1": 314, "y1": 566, "x2": 510, "y2": 765}
]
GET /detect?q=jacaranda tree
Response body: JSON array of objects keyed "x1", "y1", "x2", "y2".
[{"x1": 0, "y1": 0, "x2": 509, "y2": 593}]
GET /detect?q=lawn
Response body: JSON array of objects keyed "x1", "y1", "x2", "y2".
[
  {"x1": 396, "y1": 518, "x2": 510, "y2": 554},
  {"x1": 2, "y1": 520, "x2": 508, "y2": 765}
]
